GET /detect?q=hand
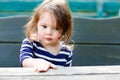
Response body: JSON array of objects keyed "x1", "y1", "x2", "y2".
[{"x1": 34, "y1": 59, "x2": 57, "y2": 72}]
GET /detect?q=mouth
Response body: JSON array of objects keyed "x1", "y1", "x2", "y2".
[{"x1": 45, "y1": 38, "x2": 52, "y2": 41}]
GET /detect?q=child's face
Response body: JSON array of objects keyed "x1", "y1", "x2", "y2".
[{"x1": 37, "y1": 12, "x2": 63, "y2": 46}]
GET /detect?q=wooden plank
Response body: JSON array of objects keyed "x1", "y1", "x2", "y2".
[
  {"x1": 72, "y1": 45, "x2": 120, "y2": 66},
  {"x1": 71, "y1": 17, "x2": 120, "y2": 43},
  {"x1": 0, "y1": 66, "x2": 120, "y2": 75},
  {"x1": 0, "y1": 44, "x2": 20, "y2": 67},
  {"x1": 0, "y1": 16, "x2": 28, "y2": 42},
  {"x1": 1, "y1": 44, "x2": 120, "y2": 67},
  {"x1": 0, "y1": 66, "x2": 119, "y2": 80},
  {"x1": 2, "y1": 16, "x2": 120, "y2": 43},
  {"x1": 0, "y1": 75, "x2": 120, "y2": 80},
  {"x1": 1, "y1": 16, "x2": 119, "y2": 43}
]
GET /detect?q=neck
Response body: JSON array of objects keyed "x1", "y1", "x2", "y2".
[{"x1": 43, "y1": 42, "x2": 61, "y2": 55}]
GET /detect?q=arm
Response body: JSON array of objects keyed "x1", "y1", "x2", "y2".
[
  {"x1": 20, "y1": 39, "x2": 57, "y2": 72},
  {"x1": 22, "y1": 58, "x2": 57, "y2": 72}
]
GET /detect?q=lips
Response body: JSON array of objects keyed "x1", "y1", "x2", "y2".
[{"x1": 45, "y1": 38, "x2": 52, "y2": 41}]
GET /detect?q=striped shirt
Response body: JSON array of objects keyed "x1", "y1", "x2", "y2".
[{"x1": 20, "y1": 38, "x2": 73, "y2": 67}]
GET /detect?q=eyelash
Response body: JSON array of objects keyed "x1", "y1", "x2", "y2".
[
  {"x1": 42, "y1": 25, "x2": 47, "y2": 28},
  {"x1": 41, "y1": 25, "x2": 59, "y2": 30}
]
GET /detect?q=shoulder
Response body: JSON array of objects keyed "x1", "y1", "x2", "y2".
[
  {"x1": 21, "y1": 38, "x2": 36, "y2": 48},
  {"x1": 60, "y1": 41, "x2": 73, "y2": 58},
  {"x1": 61, "y1": 41, "x2": 73, "y2": 51},
  {"x1": 21, "y1": 38, "x2": 34, "y2": 49},
  {"x1": 22, "y1": 38, "x2": 31, "y2": 44}
]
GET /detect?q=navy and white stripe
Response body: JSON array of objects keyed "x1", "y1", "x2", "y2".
[{"x1": 20, "y1": 38, "x2": 73, "y2": 67}]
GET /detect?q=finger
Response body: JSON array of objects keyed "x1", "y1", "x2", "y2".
[
  {"x1": 38, "y1": 65, "x2": 49, "y2": 72},
  {"x1": 50, "y1": 63, "x2": 57, "y2": 69}
]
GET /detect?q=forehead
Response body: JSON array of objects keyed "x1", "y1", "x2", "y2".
[
  {"x1": 39, "y1": 11, "x2": 54, "y2": 19},
  {"x1": 38, "y1": 11, "x2": 57, "y2": 26}
]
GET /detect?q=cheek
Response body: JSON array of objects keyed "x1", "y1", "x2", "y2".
[
  {"x1": 37, "y1": 29, "x2": 44, "y2": 40},
  {"x1": 37, "y1": 26, "x2": 44, "y2": 35},
  {"x1": 54, "y1": 33, "x2": 62, "y2": 40}
]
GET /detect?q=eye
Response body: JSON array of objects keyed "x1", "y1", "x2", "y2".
[{"x1": 41, "y1": 25, "x2": 47, "y2": 28}]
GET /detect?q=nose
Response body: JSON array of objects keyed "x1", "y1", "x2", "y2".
[{"x1": 46, "y1": 28, "x2": 52, "y2": 35}]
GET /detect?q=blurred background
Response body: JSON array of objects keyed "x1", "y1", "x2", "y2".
[
  {"x1": 0, "y1": 0, "x2": 120, "y2": 67},
  {"x1": 0, "y1": 0, "x2": 120, "y2": 18}
]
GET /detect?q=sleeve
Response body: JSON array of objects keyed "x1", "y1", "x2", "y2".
[
  {"x1": 19, "y1": 38, "x2": 34, "y2": 66},
  {"x1": 65, "y1": 51, "x2": 73, "y2": 67}
]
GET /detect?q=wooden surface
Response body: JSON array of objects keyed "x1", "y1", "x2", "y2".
[
  {"x1": 0, "y1": 66, "x2": 120, "y2": 80},
  {"x1": 72, "y1": 17, "x2": 120, "y2": 66},
  {"x1": 0, "y1": 16, "x2": 28, "y2": 67}
]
